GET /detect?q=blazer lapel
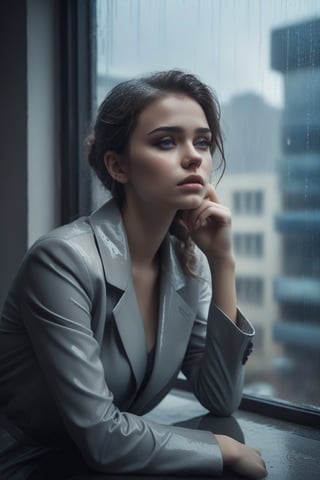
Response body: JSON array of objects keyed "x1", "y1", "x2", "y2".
[
  {"x1": 112, "y1": 281, "x2": 147, "y2": 387},
  {"x1": 132, "y1": 237, "x2": 198, "y2": 412},
  {"x1": 89, "y1": 198, "x2": 147, "y2": 387},
  {"x1": 89, "y1": 197, "x2": 131, "y2": 291}
]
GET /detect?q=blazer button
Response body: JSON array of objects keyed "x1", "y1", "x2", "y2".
[{"x1": 242, "y1": 340, "x2": 254, "y2": 365}]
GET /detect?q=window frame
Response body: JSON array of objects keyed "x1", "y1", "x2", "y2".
[
  {"x1": 67, "y1": 0, "x2": 320, "y2": 430},
  {"x1": 59, "y1": 0, "x2": 96, "y2": 223}
]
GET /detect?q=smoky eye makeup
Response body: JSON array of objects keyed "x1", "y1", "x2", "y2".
[
  {"x1": 198, "y1": 134, "x2": 214, "y2": 151},
  {"x1": 147, "y1": 127, "x2": 213, "y2": 150},
  {"x1": 194, "y1": 137, "x2": 211, "y2": 149},
  {"x1": 156, "y1": 137, "x2": 175, "y2": 149}
]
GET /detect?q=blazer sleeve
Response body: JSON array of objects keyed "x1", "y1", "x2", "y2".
[
  {"x1": 18, "y1": 236, "x2": 223, "y2": 475},
  {"x1": 181, "y1": 254, "x2": 255, "y2": 416}
]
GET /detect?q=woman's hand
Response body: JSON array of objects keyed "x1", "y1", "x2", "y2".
[
  {"x1": 215, "y1": 434, "x2": 268, "y2": 479},
  {"x1": 181, "y1": 185, "x2": 233, "y2": 263},
  {"x1": 182, "y1": 184, "x2": 237, "y2": 322}
]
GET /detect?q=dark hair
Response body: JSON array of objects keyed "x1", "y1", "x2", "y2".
[{"x1": 86, "y1": 70, "x2": 226, "y2": 275}]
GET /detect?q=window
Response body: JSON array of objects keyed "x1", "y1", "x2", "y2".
[
  {"x1": 236, "y1": 276, "x2": 264, "y2": 305},
  {"x1": 233, "y1": 191, "x2": 264, "y2": 215},
  {"x1": 92, "y1": 0, "x2": 320, "y2": 418},
  {"x1": 234, "y1": 233, "x2": 264, "y2": 257}
]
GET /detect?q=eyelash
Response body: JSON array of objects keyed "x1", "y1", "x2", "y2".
[
  {"x1": 195, "y1": 138, "x2": 211, "y2": 149},
  {"x1": 156, "y1": 138, "x2": 175, "y2": 149},
  {"x1": 155, "y1": 137, "x2": 211, "y2": 150}
]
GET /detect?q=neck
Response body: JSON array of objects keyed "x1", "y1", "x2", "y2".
[{"x1": 121, "y1": 199, "x2": 176, "y2": 268}]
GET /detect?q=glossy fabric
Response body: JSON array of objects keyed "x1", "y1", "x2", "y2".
[{"x1": 0, "y1": 197, "x2": 254, "y2": 478}]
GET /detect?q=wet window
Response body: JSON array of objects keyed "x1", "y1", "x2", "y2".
[{"x1": 93, "y1": 0, "x2": 320, "y2": 412}]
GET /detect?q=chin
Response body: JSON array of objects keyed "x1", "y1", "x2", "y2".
[{"x1": 178, "y1": 197, "x2": 204, "y2": 210}]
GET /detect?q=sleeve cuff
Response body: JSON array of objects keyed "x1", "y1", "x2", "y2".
[{"x1": 209, "y1": 303, "x2": 255, "y2": 366}]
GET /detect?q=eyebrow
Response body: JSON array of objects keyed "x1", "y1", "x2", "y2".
[{"x1": 147, "y1": 126, "x2": 212, "y2": 136}]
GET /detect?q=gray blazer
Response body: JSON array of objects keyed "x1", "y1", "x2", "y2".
[{"x1": 0, "y1": 196, "x2": 254, "y2": 476}]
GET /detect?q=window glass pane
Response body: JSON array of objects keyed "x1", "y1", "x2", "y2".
[{"x1": 94, "y1": 0, "x2": 320, "y2": 412}]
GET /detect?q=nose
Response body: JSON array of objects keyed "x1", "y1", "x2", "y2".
[{"x1": 181, "y1": 143, "x2": 202, "y2": 169}]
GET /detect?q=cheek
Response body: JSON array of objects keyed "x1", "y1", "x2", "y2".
[
  {"x1": 130, "y1": 153, "x2": 169, "y2": 180},
  {"x1": 204, "y1": 156, "x2": 213, "y2": 174}
]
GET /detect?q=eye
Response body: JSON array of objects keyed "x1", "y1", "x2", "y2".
[
  {"x1": 156, "y1": 137, "x2": 175, "y2": 150},
  {"x1": 194, "y1": 137, "x2": 211, "y2": 149}
]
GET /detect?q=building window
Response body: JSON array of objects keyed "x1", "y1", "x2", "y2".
[
  {"x1": 233, "y1": 191, "x2": 264, "y2": 215},
  {"x1": 234, "y1": 233, "x2": 264, "y2": 257},
  {"x1": 236, "y1": 276, "x2": 264, "y2": 305}
]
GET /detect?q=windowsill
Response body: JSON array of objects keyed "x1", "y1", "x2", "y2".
[
  {"x1": 67, "y1": 388, "x2": 320, "y2": 479},
  {"x1": 144, "y1": 388, "x2": 320, "y2": 480}
]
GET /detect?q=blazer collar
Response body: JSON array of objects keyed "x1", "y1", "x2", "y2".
[
  {"x1": 89, "y1": 196, "x2": 186, "y2": 292},
  {"x1": 89, "y1": 196, "x2": 131, "y2": 290}
]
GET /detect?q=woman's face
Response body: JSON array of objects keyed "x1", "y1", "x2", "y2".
[{"x1": 123, "y1": 94, "x2": 213, "y2": 212}]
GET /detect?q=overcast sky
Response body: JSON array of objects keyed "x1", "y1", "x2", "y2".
[{"x1": 97, "y1": 0, "x2": 320, "y2": 108}]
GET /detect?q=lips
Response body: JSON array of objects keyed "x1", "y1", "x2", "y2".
[{"x1": 177, "y1": 175, "x2": 204, "y2": 186}]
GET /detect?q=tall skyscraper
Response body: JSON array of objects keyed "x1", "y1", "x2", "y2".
[{"x1": 271, "y1": 18, "x2": 320, "y2": 397}]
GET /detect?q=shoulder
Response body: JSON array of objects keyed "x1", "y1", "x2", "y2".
[
  {"x1": 29, "y1": 216, "x2": 94, "y2": 255},
  {"x1": 22, "y1": 216, "x2": 102, "y2": 282},
  {"x1": 32, "y1": 216, "x2": 93, "y2": 245},
  {"x1": 29, "y1": 193, "x2": 119, "y2": 249}
]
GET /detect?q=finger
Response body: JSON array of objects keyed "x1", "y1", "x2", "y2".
[
  {"x1": 183, "y1": 200, "x2": 224, "y2": 223},
  {"x1": 192, "y1": 205, "x2": 231, "y2": 229},
  {"x1": 182, "y1": 195, "x2": 231, "y2": 231},
  {"x1": 199, "y1": 204, "x2": 231, "y2": 225},
  {"x1": 252, "y1": 448, "x2": 262, "y2": 456},
  {"x1": 184, "y1": 208, "x2": 229, "y2": 232},
  {"x1": 205, "y1": 184, "x2": 220, "y2": 203},
  {"x1": 183, "y1": 206, "x2": 212, "y2": 230}
]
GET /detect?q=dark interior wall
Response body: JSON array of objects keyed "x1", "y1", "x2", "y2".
[
  {"x1": 0, "y1": 0, "x2": 59, "y2": 310},
  {"x1": 0, "y1": 0, "x2": 28, "y2": 309}
]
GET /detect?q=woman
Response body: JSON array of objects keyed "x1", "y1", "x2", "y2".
[{"x1": 0, "y1": 70, "x2": 267, "y2": 479}]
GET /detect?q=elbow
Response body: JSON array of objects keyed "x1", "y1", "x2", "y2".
[
  {"x1": 194, "y1": 376, "x2": 243, "y2": 417},
  {"x1": 210, "y1": 371, "x2": 245, "y2": 416},
  {"x1": 201, "y1": 393, "x2": 241, "y2": 417},
  {"x1": 215, "y1": 382, "x2": 243, "y2": 416},
  {"x1": 213, "y1": 395, "x2": 241, "y2": 417}
]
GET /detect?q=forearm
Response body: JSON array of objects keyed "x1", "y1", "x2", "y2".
[{"x1": 208, "y1": 254, "x2": 237, "y2": 323}]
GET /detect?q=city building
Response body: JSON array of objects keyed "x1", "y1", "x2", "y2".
[{"x1": 271, "y1": 17, "x2": 320, "y2": 398}]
